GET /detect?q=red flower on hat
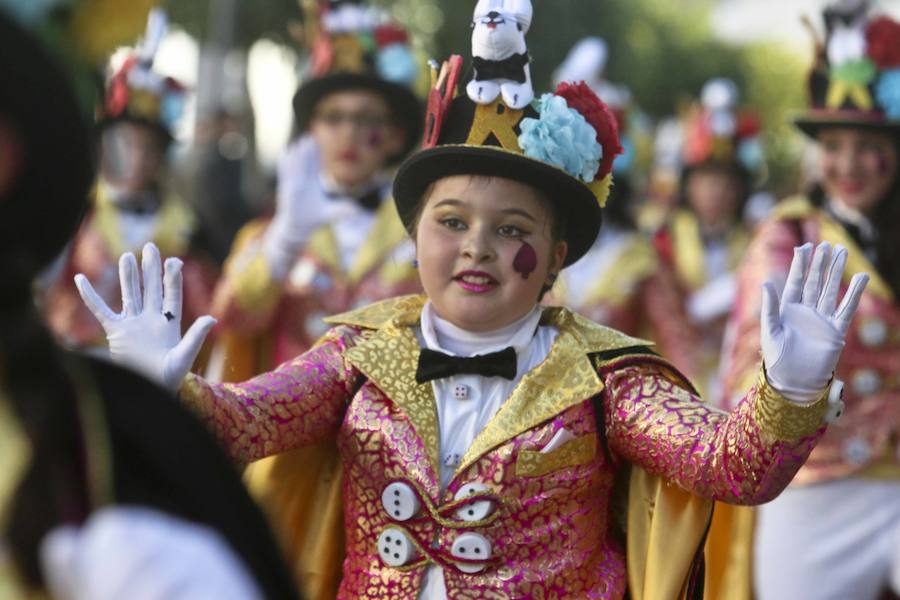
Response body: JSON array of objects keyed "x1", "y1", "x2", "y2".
[
  {"x1": 555, "y1": 81, "x2": 623, "y2": 177},
  {"x1": 866, "y1": 17, "x2": 900, "y2": 69},
  {"x1": 374, "y1": 25, "x2": 409, "y2": 48}
]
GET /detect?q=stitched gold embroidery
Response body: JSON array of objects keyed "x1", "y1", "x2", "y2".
[
  {"x1": 515, "y1": 434, "x2": 598, "y2": 478},
  {"x1": 465, "y1": 100, "x2": 524, "y2": 151},
  {"x1": 343, "y1": 323, "x2": 442, "y2": 477},
  {"x1": 753, "y1": 369, "x2": 830, "y2": 443},
  {"x1": 325, "y1": 294, "x2": 426, "y2": 329}
]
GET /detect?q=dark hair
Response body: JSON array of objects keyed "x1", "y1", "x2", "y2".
[
  {"x1": 806, "y1": 165, "x2": 900, "y2": 298},
  {"x1": 0, "y1": 12, "x2": 95, "y2": 586},
  {"x1": 678, "y1": 161, "x2": 751, "y2": 224}
]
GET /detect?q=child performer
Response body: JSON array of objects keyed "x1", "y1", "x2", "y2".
[
  {"x1": 76, "y1": 3, "x2": 866, "y2": 597},
  {"x1": 719, "y1": 3, "x2": 900, "y2": 598},
  {"x1": 206, "y1": 2, "x2": 424, "y2": 593},
  {"x1": 43, "y1": 11, "x2": 216, "y2": 354}
]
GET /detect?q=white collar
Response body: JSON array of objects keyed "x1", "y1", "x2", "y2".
[
  {"x1": 419, "y1": 301, "x2": 542, "y2": 358},
  {"x1": 827, "y1": 197, "x2": 876, "y2": 242}
]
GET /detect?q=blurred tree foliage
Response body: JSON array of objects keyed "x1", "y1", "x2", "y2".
[
  {"x1": 165, "y1": 0, "x2": 811, "y2": 192},
  {"x1": 164, "y1": 0, "x2": 301, "y2": 47}
]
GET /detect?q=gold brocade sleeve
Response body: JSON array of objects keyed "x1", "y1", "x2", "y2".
[
  {"x1": 603, "y1": 362, "x2": 828, "y2": 505},
  {"x1": 179, "y1": 326, "x2": 364, "y2": 465}
]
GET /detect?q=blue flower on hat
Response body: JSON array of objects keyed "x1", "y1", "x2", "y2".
[
  {"x1": 518, "y1": 93, "x2": 602, "y2": 182},
  {"x1": 376, "y1": 43, "x2": 418, "y2": 86},
  {"x1": 876, "y1": 68, "x2": 900, "y2": 119}
]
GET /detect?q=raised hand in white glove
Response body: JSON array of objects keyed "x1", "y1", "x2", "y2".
[
  {"x1": 762, "y1": 241, "x2": 869, "y2": 404},
  {"x1": 262, "y1": 135, "x2": 357, "y2": 279},
  {"x1": 74, "y1": 243, "x2": 215, "y2": 392},
  {"x1": 40, "y1": 507, "x2": 263, "y2": 600}
]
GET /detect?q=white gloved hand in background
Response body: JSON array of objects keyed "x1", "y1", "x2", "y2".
[
  {"x1": 687, "y1": 272, "x2": 737, "y2": 324},
  {"x1": 40, "y1": 507, "x2": 262, "y2": 600},
  {"x1": 75, "y1": 243, "x2": 215, "y2": 392},
  {"x1": 762, "y1": 242, "x2": 868, "y2": 403},
  {"x1": 262, "y1": 135, "x2": 357, "y2": 279}
]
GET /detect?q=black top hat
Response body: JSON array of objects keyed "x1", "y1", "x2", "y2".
[
  {"x1": 794, "y1": 6, "x2": 900, "y2": 137},
  {"x1": 292, "y1": 1, "x2": 423, "y2": 163},
  {"x1": 393, "y1": 1, "x2": 622, "y2": 268}
]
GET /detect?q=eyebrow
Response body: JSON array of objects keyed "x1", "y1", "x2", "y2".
[{"x1": 432, "y1": 199, "x2": 537, "y2": 222}]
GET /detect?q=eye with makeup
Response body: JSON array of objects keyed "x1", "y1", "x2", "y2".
[
  {"x1": 438, "y1": 216, "x2": 467, "y2": 231},
  {"x1": 497, "y1": 223, "x2": 528, "y2": 239}
]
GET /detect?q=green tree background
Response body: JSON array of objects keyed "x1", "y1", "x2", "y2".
[{"x1": 165, "y1": 0, "x2": 811, "y2": 193}]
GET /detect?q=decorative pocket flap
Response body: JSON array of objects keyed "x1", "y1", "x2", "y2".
[{"x1": 515, "y1": 434, "x2": 597, "y2": 478}]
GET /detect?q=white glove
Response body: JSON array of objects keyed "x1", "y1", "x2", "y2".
[
  {"x1": 74, "y1": 243, "x2": 215, "y2": 392},
  {"x1": 762, "y1": 242, "x2": 869, "y2": 403},
  {"x1": 262, "y1": 135, "x2": 357, "y2": 279},
  {"x1": 40, "y1": 507, "x2": 262, "y2": 600}
]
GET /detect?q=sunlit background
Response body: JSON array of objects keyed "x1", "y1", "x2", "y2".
[{"x1": 140, "y1": 0, "x2": 900, "y2": 193}]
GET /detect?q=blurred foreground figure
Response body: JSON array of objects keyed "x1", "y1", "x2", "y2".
[
  {"x1": 43, "y1": 11, "x2": 216, "y2": 357},
  {"x1": 718, "y1": 2, "x2": 900, "y2": 598},
  {"x1": 0, "y1": 6, "x2": 297, "y2": 599}
]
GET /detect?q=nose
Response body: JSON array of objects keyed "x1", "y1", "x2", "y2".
[{"x1": 461, "y1": 226, "x2": 496, "y2": 263}]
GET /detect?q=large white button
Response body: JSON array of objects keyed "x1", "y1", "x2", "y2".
[
  {"x1": 852, "y1": 369, "x2": 882, "y2": 396},
  {"x1": 858, "y1": 319, "x2": 888, "y2": 347},
  {"x1": 451, "y1": 532, "x2": 492, "y2": 574},
  {"x1": 382, "y1": 482, "x2": 420, "y2": 521},
  {"x1": 454, "y1": 483, "x2": 493, "y2": 522},
  {"x1": 843, "y1": 437, "x2": 872, "y2": 466},
  {"x1": 377, "y1": 527, "x2": 418, "y2": 567}
]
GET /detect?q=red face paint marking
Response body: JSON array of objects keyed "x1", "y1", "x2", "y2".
[{"x1": 513, "y1": 242, "x2": 537, "y2": 280}]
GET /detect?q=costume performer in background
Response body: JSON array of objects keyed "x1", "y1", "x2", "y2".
[
  {"x1": 43, "y1": 10, "x2": 216, "y2": 356},
  {"x1": 76, "y1": 1, "x2": 866, "y2": 597},
  {"x1": 0, "y1": 6, "x2": 297, "y2": 599},
  {"x1": 653, "y1": 78, "x2": 762, "y2": 397},
  {"x1": 550, "y1": 37, "x2": 700, "y2": 378},
  {"x1": 719, "y1": 2, "x2": 900, "y2": 598},
  {"x1": 207, "y1": 1, "x2": 424, "y2": 595}
]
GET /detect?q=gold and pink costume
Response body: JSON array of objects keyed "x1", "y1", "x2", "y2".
[
  {"x1": 721, "y1": 197, "x2": 900, "y2": 483},
  {"x1": 45, "y1": 190, "x2": 215, "y2": 350},
  {"x1": 210, "y1": 200, "x2": 421, "y2": 376},
  {"x1": 182, "y1": 295, "x2": 830, "y2": 599}
]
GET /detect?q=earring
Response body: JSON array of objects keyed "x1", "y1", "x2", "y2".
[
  {"x1": 547, "y1": 273, "x2": 558, "y2": 284},
  {"x1": 412, "y1": 258, "x2": 419, "y2": 269}
]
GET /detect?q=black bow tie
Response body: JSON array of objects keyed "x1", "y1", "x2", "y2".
[
  {"x1": 472, "y1": 53, "x2": 530, "y2": 84},
  {"x1": 415, "y1": 347, "x2": 518, "y2": 384},
  {"x1": 326, "y1": 187, "x2": 382, "y2": 212}
]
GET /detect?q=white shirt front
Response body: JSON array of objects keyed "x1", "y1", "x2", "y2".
[{"x1": 415, "y1": 301, "x2": 558, "y2": 599}]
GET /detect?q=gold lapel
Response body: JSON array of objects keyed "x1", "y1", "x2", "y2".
[
  {"x1": 346, "y1": 199, "x2": 409, "y2": 284},
  {"x1": 671, "y1": 210, "x2": 707, "y2": 290},
  {"x1": 579, "y1": 235, "x2": 659, "y2": 308},
  {"x1": 456, "y1": 308, "x2": 648, "y2": 476},
  {"x1": 306, "y1": 226, "x2": 343, "y2": 281},
  {"x1": 341, "y1": 299, "x2": 441, "y2": 478},
  {"x1": 93, "y1": 185, "x2": 193, "y2": 257},
  {"x1": 817, "y1": 210, "x2": 894, "y2": 302}
]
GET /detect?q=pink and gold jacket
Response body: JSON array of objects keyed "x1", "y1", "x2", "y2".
[
  {"x1": 210, "y1": 200, "x2": 421, "y2": 377},
  {"x1": 44, "y1": 190, "x2": 215, "y2": 350},
  {"x1": 721, "y1": 196, "x2": 900, "y2": 485},
  {"x1": 182, "y1": 295, "x2": 830, "y2": 599}
]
